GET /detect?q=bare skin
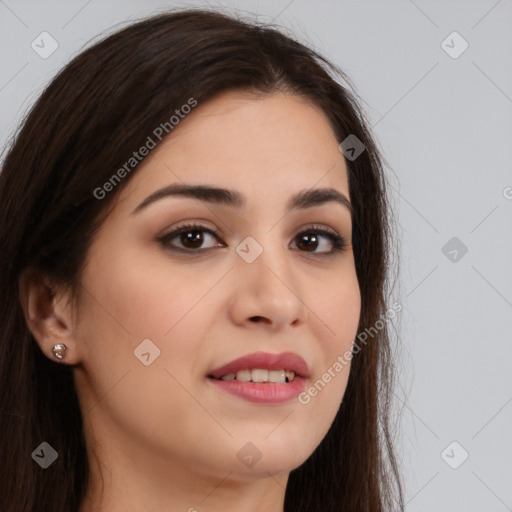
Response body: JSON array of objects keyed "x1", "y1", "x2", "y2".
[{"x1": 20, "y1": 91, "x2": 361, "y2": 512}]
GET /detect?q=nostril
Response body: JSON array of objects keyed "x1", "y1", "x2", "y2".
[{"x1": 249, "y1": 316, "x2": 269, "y2": 324}]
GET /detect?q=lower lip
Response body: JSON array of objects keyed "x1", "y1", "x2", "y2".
[{"x1": 207, "y1": 376, "x2": 307, "y2": 404}]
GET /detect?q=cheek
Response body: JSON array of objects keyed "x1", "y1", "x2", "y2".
[
  {"x1": 75, "y1": 245, "x2": 212, "y2": 398},
  {"x1": 312, "y1": 267, "x2": 361, "y2": 353},
  {"x1": 307, "y1": 269, "x2": 360, "y2": 406},
  {"x1": 76, "y1": 252, "x2": 226, "y2": 462},
  {"x1": 78, "y1": 247, "x2": 237, "y2": 405},
  {"x1": 84, "y1": 241, "x2": 226, "y2": 340}
]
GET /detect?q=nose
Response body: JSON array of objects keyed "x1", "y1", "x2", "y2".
[{"x1": 228, "y1": 237, "x2": 307, "y2": 332}]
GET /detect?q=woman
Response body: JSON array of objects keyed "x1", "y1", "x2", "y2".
[{"x1": 0, "y1": 8, "x2": 403, "y2": 512}]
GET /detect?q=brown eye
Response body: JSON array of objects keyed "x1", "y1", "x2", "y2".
[
  {"x1": 180, "y1": 230, "x2": 204, "y2": 249},
  {"x1": 291, "y1": 227, "x2": 347, "y2": 255},
  {"x1": 159, "y1": 224, "x2": 224, "y2": 252},
  {"x1": 296, "y1": 233, "x2": 320, "y2": 252}
]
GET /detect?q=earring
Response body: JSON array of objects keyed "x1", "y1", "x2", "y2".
[{"x1": 52, "y1": 343, "x2": 67, "y2": 360}]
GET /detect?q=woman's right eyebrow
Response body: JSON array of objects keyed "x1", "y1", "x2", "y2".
[{"x1": 131, "y1": 183, "x2": 352, "y2": 215}]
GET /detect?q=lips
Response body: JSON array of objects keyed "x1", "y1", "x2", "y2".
[
  {"x1": 208, "y1": 351, "x2": 310, "y2": 380},
  {"x1": 207, "y1": 351, "x2": 310, "y2": 404}
]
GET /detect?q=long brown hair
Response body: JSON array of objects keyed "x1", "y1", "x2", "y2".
[{"x1": 0, "y1": 8, "x2": 403, "y2": 511}]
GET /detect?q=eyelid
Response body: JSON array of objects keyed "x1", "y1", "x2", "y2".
[
  {"x1": 295, "y1": 223, "x2": 340, "y2": 237},
  {"x1": 160, "y1": 222, "x2": 218, "y2": 238},
  {"x1": 161, "y1": 221, "x2": 342, "y2": 239}
]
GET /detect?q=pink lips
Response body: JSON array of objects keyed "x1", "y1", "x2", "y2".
[
  {"x1": 207, "y1": 351, "x2": 310, "y2": 404},
  {"x1": 208, "y1": 351, "x2": 310, "y2": 379}
]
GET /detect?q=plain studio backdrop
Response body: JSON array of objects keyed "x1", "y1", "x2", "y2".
[{"x1": 1, "y1": 1, "x2": 511, "y2": 510}]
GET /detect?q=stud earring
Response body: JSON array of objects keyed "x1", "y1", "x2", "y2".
[{"x1": 52, "y1": 343, "x2": 67, "y2": 360}]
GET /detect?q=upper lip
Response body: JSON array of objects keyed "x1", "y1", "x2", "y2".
[{"x1": 208, "y1": 351, "x2": 310, "y2": 379}]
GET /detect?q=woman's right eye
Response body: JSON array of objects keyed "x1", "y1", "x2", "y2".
[{"x1": 158, "y1": 224, "x2": 225, "y2": 252}]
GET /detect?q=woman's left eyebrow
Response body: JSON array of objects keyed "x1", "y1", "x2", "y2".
[{"x1": 131, "y1": 183, "x2": 352, "y2": 215}]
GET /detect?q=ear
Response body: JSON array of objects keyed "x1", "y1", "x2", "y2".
[{"x1": 18, "y1": 268, "x2": 80, "y2": 365}]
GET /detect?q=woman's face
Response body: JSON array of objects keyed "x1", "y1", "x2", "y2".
[{"x1": 72, "y1": 91, "x2": 361, "y2": 483}]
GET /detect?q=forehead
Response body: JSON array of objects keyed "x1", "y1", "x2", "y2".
[{"x1": 116, "y1": 90, "x2": 349, "y2": 214}]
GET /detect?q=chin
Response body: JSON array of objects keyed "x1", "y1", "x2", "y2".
[
  {"x1": 227, "y1": 436, "x2": 315, "y2": 478},
  {"x1": 229, "y1": 456, "x2": 308, "y2": 480}
]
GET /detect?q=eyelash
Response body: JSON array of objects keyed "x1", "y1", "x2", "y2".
[{"x1": 158, "y1": 222, "x2": 347, "y2": 257}]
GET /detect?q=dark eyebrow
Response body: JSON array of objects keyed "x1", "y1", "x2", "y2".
[{"x1": 131, "y1": 183, "x2": 352, "y2": 215}]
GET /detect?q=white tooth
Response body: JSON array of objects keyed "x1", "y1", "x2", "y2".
[
  {"x1": 285, "y1": 370, "x2": 295, "y2": 382},
  {"x1": 268, "y1": 370, "x2": 286, "y2": 383},
  {"x1": 251, "y1": 369, "x2": 269, "y2": 383},
  {"x1": 221, "y1": 373, "x2": 236, "y2": 381},
  {"x1": 236, "y1": 369, "x2": 252, "y2": 382}
]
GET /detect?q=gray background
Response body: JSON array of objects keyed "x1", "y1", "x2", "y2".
[{"x1": 1, "y1": 1, "x2": 511, "y2": 510}]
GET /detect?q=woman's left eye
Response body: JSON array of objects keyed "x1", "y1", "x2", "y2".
[
  {"x1": 158, "y1": 223, "x2": 347, "y2": 255},
  {"x1": 291, "y1": 227, "x2": 347, "y2": 255}
]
